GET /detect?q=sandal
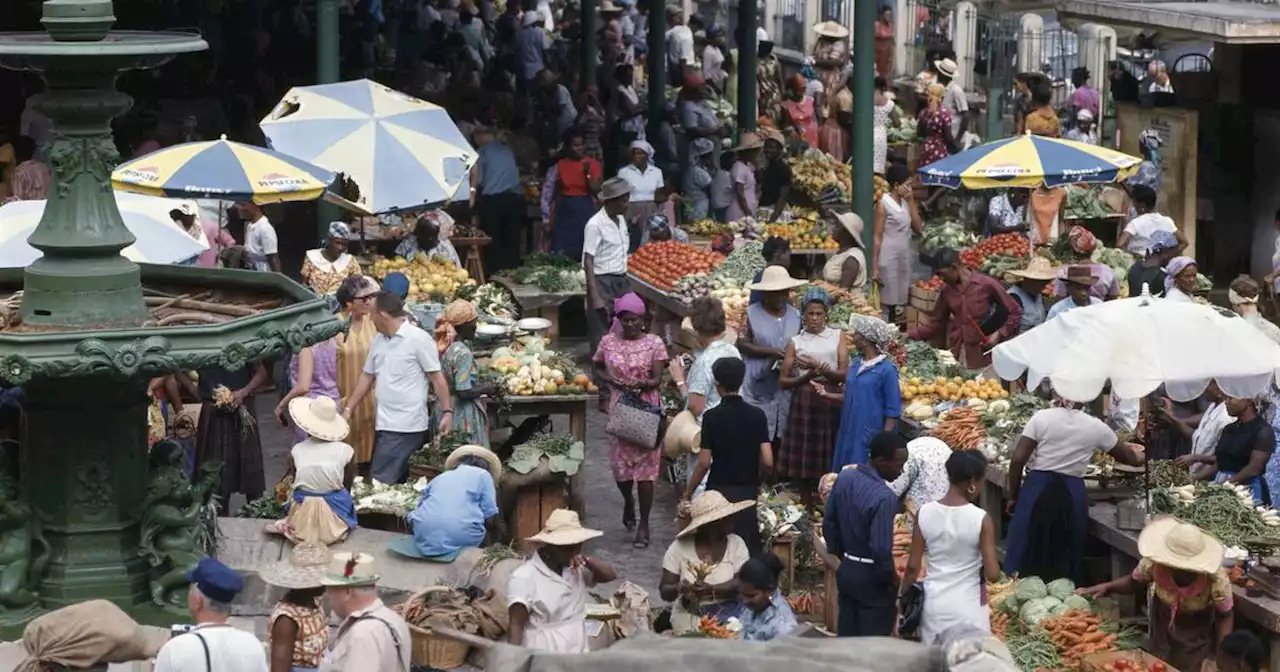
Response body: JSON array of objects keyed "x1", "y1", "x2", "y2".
[
  {"x1": 622, "y1": 506, "x2": 636, "y2": 532},
  {"x1": 633, "y1": 529, "x2": 650, "y2": 549}
]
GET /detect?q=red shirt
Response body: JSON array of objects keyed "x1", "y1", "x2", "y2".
[
  {"x1": 556, "y1": 157, "x2": 602, "y2": 197},
  {"x1": 906, "y1": 271, "x2": 1022, "y2": 369}
]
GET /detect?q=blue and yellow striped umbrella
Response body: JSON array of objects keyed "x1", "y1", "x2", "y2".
[
  {"x1": 918, "y1": 134, "x2": 1143, "y2": 190},
  {"x1": 111, "y1": 137, "x2": 336, "y2": 204},
  {"x1": 260, "y1": 79, "x2": 476, "y2": 214}
]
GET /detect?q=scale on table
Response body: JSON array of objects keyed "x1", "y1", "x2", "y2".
[{"x1": 1240, "y1": 536, "x2": 1280, "y2": 599}]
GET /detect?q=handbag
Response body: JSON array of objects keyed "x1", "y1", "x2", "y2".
[
  {"x1": 606, "y1": 392, "x2": 665, "y2": 450},
  {"x1": 898, "y1": 582, "x2": 925, "y2": 639}
]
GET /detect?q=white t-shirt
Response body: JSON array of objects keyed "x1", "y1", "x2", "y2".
[
  {"x1": 582, "y1": 208, "x2": 630, "y2": 275},
  {"x1": 617, "y1": 164, "x2": 664, "y2": 203},
  {"x1": 363, "y1": 320, "x2": 442, "y2": 433},
  {"x1": 154, "y1": 624, "x2": 268, "y2": 672},
  {"x1": 245, "y1": 216, "x2": 279, "y2": 271},
  {"x1": 1122, "y1": 212, "x2": 1176, "y2": 257},
  {"x1": 292, "y1": 438, "x2": 355, "y2": 493},
  {"x1": 666, "y1": 25, "x2": 694, "y2": 66},
  {"x1": 1021, "y1": 407, "x2": 1118, "y2": 477}
]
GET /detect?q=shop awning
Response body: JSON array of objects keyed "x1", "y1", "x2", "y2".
[{"x1": 1057, "y1": 0, "x2": 1280, "y2": 43}]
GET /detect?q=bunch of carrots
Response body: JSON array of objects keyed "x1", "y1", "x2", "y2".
[
  {"x1": 929, "y1": 407, "x2": 987, "y2": 450},
  {"x1": 1040, "y1": 610, "x2": 1118, "y2": 668},
  {"x1": 991, "y1": 611, "x2": 1010, "y2": 640},
  {"x1": 786, "y1": 590, "x2": 823, "y2": 614},
  {"x1": 696, "y1": 616, "x2": 737, "y2": 639}
]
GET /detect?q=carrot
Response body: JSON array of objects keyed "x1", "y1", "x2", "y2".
[{"x1": 1060, "y1": 631, "x2": 1082, "y2": 645}]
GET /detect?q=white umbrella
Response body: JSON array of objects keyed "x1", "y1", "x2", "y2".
[
  {"x1": 0, "y1": 193, "x2": 208, "y2": 267},
  {"x1": 991, "y1": 290, "x2": 1280, "y2": 403}
]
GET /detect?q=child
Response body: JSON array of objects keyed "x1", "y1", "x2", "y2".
[
  {"x1": 1215, "y1": 631, "x2": 1263, "y2": 672},
  {"x1": 710, "y1": 151, "x2": 734, "y2": 223},
  {"x1": 682, "y1": 357, "x2": 772, "y2": 555}
]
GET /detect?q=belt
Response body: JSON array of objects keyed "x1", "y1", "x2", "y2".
[{"x1": 843, "y1": 553, "x2": 874, "y2": 564}]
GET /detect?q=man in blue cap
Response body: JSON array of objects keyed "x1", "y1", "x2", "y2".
[{"x1": 154, "y1": 558, "x2": 267, "y2": 672}]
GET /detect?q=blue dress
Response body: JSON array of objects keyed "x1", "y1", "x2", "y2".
[{"x1": 831, "y1": 357, "x2": 902, "y2": 470}]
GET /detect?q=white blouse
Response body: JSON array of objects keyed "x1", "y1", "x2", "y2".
[
  {"x1": 507, "y1": 553, "x2": 592, "y2": 653},
  {"x1": 792, "y1": 326, "x2": 842, "y2": 370},
  {"x1": 617, "y1": 164, "x2": 665, "y2": 203}
]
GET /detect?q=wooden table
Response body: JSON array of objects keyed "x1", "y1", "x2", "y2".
[
  {"x1": 490, "y1": 276, "x2": 584, "y2": 343},
  {"x1": 491, "y1": 394, "x2": 591, "y2": 520}
]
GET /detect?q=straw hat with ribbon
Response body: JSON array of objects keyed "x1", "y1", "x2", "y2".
[
  {"x1": 663, "y1": 410, "x2": 702, "y2": 459},
  {"x1": 747, "y1": 265, "x2": 806, "y2": 292},
  {"x1": 1138, "y1": 517, "x2": 1224, "y2": 575},
  {"x1": 288, "y1": 396, "x2": 350, "y2": 442},
  {"x1": 319, "y1": 551, "x2": 380, "y2": 587},
  {"x1": 813, "y1": 21, "x2": 849, "y2": 39},
  {"x1": 260, "y1": 542, "x2": 330, "y2": 590},
  {"x1": 934, "y1": 58, "x2": 959, "y2": 78},
  {"x1": 445, "y1": 444, "x2": 502, "y2": 482},
  {"x1": 1008, "y1": 256, "x2": 1058, "y2": 282},
  {"x1": 526, "y1": 509, "x2": 603, "y2": 546},
  {"x1": 678, "y1": 491, "x2": 755, "y2": 538},
  {"x1": 834, "y1": 212, "x2": 865, "y2": 249}
]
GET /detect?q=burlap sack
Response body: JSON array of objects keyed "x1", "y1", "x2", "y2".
[{"x1": 18, "y1": 600, "x2": 159, "y2": 672}]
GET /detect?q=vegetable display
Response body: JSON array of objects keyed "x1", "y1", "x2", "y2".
[
  {"x1": 886, "y1": 108, "x2": 918, "y2": 144},
  {"x1": 506, "y1": 253, "x2": 585, "y2": 293},
  {"x1": 1148, "y1": 460, "x2": 1193, "y2": 489},
  {"x1": 915, "y1": 276, "x2": 945, "y2": 292},
  {"x1": 351, "y1": 477, "x2": 427, "y2": 516},
  {"x1": 1064, "y1": 185, "x2": 1112, "y2": 220},
  {"x1": 505, "y1": 434, "x2": 586, "y2": 476},
  {"x1": 959, "y1": 233, "x2": 1031, "y2": 271},
  {"x1": 237, "y1": 494, "x2": 287, "y2": 519},
  {"x1": 927, "y1": 406, "x2": 989, "y2": 449},
  {"x1": 488, "y1": 339, "x2": 595, "y2": 396},
  {"x1": 628, "y1": 241, "x2": 724, "y2": 290},
  {"x1": 789, "y1": 151, "x2": 852, "y2": 201},
  {"x1": 368, "y1": 253, "x2": 477, "y2": 304},
  {"x1": 761, "y1": 208, "x2": 839, "y2": 250},
  {"x1": 1150, "y1": 483, "x2": 1279, "y2": 545},
  {"x1": 712, "y1": 239, "x2": 767, "y2": 285},
  {"x1": 920, "y1": 219, "x2": 980, "y2": 256},
  {"x1": 473, "y1": 282, "x2": 517, "y2": 322},
  {"x1": 686, "y1": 219, "x2": 737, "y2": 238}
]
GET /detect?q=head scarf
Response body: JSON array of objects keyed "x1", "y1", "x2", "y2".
[
  {"x1": 630, "y1": 140, "x2": 655, "y2": 163},
  {"x1": 382, "y1": 272, "x2": 410, "y2": 300},
  {"x1": 1066, "y1": 225, "x2": 1097, "y2": 257},
  {"x1": 609, "y1": 292, "x2": 646, "y2": 335},
  {"x1": 435, "y1": 299, "x2": 479, "y2": 353},
  {"x1": 800, "y1": 58, "x2": 817, "y2": 81},
  {"x1": 1164, "y1": 256, "x2": 1197, "y2": 294},
  {"x1": 849, "y1": 314, "x2": 899, "y2": 351},
  {"x1": 1148, "y1": 230, "x2": 1178, "y2": 256},
  {"x1": 646, "y1": 213, "x2": 671, "y2": 233},
  {"x1": 328, "y1": 221, "x2": 352, "y2": 240},
  {"x1": 801, "y1": 286, "x2": 830, "y2": 308},
  {"x1": 927, "y1": 83, "x2": 946, "y2": 104}
]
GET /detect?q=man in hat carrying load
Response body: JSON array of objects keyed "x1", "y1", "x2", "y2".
[
  {"x1": 154, "y1": 558, "x2": 268, "y2": 671},
  {"x1": 321, "y1": 552, "x2": 411, "y2": 672}
]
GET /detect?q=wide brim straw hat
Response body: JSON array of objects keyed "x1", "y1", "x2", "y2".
[
  {"x1": 288, "y1": 396, "x2": 350, "y2": 442},
  {"x1": 813, "y1": 21, "x2": 849, "y2": 39},
  {"x1": 834, "y1": 212, "x2": 865, "y2": 249},
  {"x1": 678, "y1": 491, "x2": 755, "y2": 538},
  {"x1": 934, "y1": 58, "x2": 959, "y2": 78},
  {"x1": 526, "y1": 509, "x2": 603, "y2": 546},
  {"x1": 445, "y1": 444, "x2": 503, "y2": 482},
  {"x1": 1138, "y1": 516, "x2": 1224, "y2": 574},
  {"x1": 260, "y1": 542, "x2": 330, "y2": 589},
  {"x1": 747, "y1": 265, "x2": 806, "y2": 292},
  {"x1": 729, "y1": 132, "x2": 764, "y2": 153},
  {"x1": 319, "y1": 551, "x2": 381, "y2": 587},
  {"x1": 1008, "y1": 256, "x2": 1058, "y2": 281},
  {"x1": 663, "y1": 409, "x2": 702, "y2": 458}
]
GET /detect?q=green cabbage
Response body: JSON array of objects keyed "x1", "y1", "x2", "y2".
[
  {"x1": 1049, "y1": 603, "x2": 1070, "y2": 616},
  {"x1": 1002, "y1": 595, "x2": 1020, "y2": 615},
  {"x1": 1037, "y1": 596, "x2": 1062, "y2": 611},
  {"x1": 1062, "y1": 595, "x2": 1091, "y2": 612},
  {"x1": 1047, "y1": 578, "x2": 1076, "y2": 601},
  {"x1": 1019, "y1": 600, "x2": 1050, "y2": 625},
  {"x1": 1015, "y1": 577, "x2": 1047, "y2": 601}
]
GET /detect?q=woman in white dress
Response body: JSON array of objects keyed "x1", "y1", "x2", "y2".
[
  {"x1": 901, "y1": 449, "x2": 1001, "y2": 645},
  {"x1": 872, "y1": 77, "x2": 899, "y2": 175},
  {"x1": 874, "y1": 163, "x2": 923, "y2": 316}
]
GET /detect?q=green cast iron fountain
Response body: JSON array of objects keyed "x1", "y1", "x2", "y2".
[{"x1": 0, "y1": 0, "x2": 343, "y2": 623}]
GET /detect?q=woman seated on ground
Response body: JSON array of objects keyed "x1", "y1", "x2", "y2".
[
  {"x1": 274, "y1": 397, "x2": 357, "y2": 545},
  {"x1": 508, "y1": 509, "x2": 617, "y2": 653},
  {"x1": 261, "y1": 542, "x2": 329, "y2": 672},
  {"x1": 738, "y1": 553, "x2": 799, "y2": 641},
  {"x1": 395, "y1": 446, "x2": 504, "y2": 561},
  {"x1": 1184, "y1": 395, "x2": 1274, "y2": 504},
  {"x1": 1080, "y1": 518, "x2": 1233, "y2": 672},
  {"x1": 660, "y1": 491, "x2": 754, "y2": 632},
  {"x1": 395, "y1": 211, "x2": 462, "y2": 266}
]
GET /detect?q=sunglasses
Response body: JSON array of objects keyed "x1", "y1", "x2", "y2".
[{"x1": 354, "y1": 294, "x2": 378, "y2": 302}]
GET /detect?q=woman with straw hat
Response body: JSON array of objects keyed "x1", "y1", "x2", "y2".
[
  {"x1": 725, "y1": 132, "x2": 763, "y2": 223},
  {"x1": 659, "y1": 491, "x2": 755, "y2": 633},
  {"x1": 825, "y1": 212, "x2": 867, "y2": 289},
  {"x1": 263, "y1": 542, "x2": 330, "y2": 672},
  {"x1": 507, "y1": 509, "x2": 616, "y2": 653},
  {"x1": 1007, "y1": 257, "x2": 1058, "y2": 334},
  {"x1": 1079, "y1": 518, "x2": 1234, "y2": 672},
  {"x1": 811, "y1": 21, "x2": 850, "y2": 119},
  {"x1": 741, "y1": 266, "x2": 805, "y2": 442},
  {"x1": 394, "y1": 445, "x2": 503, "y2": 562},
  {"x1": 273, "y1": 397, "x2": 357, "y2": 546},
  {"x1": 817, "y1": 314, "x2": 902, "y2": 469}
]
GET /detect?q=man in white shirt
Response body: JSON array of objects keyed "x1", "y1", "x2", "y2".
[
  {"x1": 583, "y1": 178, "x2": 633, "y2": 371},
  {"x1": 665, "y1": 6, "x2": 694, "y2": 83},
  {"x1": 235, "y1": 202, "x2": 281, "y2": 272},
  {"x1": 342, "y1": 292, "x2": 453, "y2": 484},
  {"x1": 154, "y1": 558, "x2": 268, "y2": 672},
  {"x1": 934, "y1": 58, "x2": 969, "y2": 147},
  {"x1": 1116, "y1": 185, "x2": 1185, "y2": 258}
]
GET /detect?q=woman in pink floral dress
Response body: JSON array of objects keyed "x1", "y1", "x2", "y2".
[{"x1": 593, "y1": 292, "x2": 668, "y2": 548}]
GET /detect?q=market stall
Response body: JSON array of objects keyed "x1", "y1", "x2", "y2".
[{"x1": 491, "y1": 254, "x2": 587, "y2": 343}]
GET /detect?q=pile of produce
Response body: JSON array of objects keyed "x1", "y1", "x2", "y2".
[
  {"x1": 489, "y1": 339, "x2": 594, "y2": 396},
  {"x1": 1148, "y1": 459, "x2": 1193, "y2": 489},
  {"x1": 924, "y1": 405, "x2": 989, "y2": 449},
  {"x1": 758, "y1": 492, "x2": 806, "y2": 546},
  {"x1": 1151, "y1": 482, "x2": 1280, "y2": 544},
  {"x1": 351, "y1": 476, "x2": 427, "y2": 516},
  {"x1": 998, "y1": 576, "x2": 1142, "y2": 672},
  {"x1": 902, "y1": 375, "x2": 1008, "y2": 405},
  {"x1": 959, "y1": 233, "x2": 1031, "y2": 272},
  {"x1": 915, "y1": 276, "x2": 945, "y2": 292},
  {"x1": 901, "y1": 340, "x2": 960, "y2": 381},
  {"x1": 1064, "y1": 185, "x2": 1112, "y2": 220},
  {"x1": 408, "y1": 430, "x2": 471, "y2": 470},
  {"x1": 628, "y1": 241, "x2": 724, "y2": 290},
  {"x1": 472, "y1": 282, "x2": 518, "y2": 322},
  {"x1": 686, "y1": 219, "x2": 736, "y2": 238},
  {"x1": 368, "y1": 253, "x2": 477, "y2": 304},
  {"x1": 789, "y1": 151, "x2": 851, "y2": 202},
  {"x1": 792, "y1": 280, "x2": 880, "y2": 325},
  {"x1": 396, "y1": 585, "x2": 507, "y2": 640},
  {"x1": 886, "y1": 108, "x2": 918, "y2": 144},
  {"x1": 693, "y1": 616, "x2": 741, "y2": 639},
  {"x1": 671, "y1": 273, "x2": 748, "y2": 309},
  {"x1": 711, "y1": 240, "x2": 767, "y2": 285},
  {"x1": 979, "y1": 392, "x2": 1050, "y2": 464},
  {"x1": 919, "y1": 219, "x2": 980, "y2": 256},
  {"x1": 892, "y1": 514, "x2": 923, "y2": 578},
  {"x1": 505, "y1": 434, "x2": 586, "y2": 476},
  {"x1": 506, "y1": 253, "x2": 585, "y2": 293},
  {"x1": 237, "y1": 494, "x2": 287, "y2": 520},
  {"x1": 762, "y1": 212, "x2": 839, "y2": 251}
]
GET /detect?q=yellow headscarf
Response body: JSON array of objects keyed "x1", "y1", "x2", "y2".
[
  {"x1": 927, "y1": 83, "x2": 946, "y2": 105},
  {"x1": 435, "y1": 300, "x2": 479, "y2": 353}
]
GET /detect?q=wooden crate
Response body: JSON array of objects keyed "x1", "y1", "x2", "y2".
[
  {"x1": 771, "y1": 534, "x2": 797, "y2": 594},
  {"x1": 514, "y1": 481, "x2": 567, "y2": 550},
  {"x1": 908, "y1": 285, "x2": 940, "y2": 313},
  {"x1": 1082, "y1": 650, "x2": 1178, "y2": 672}
]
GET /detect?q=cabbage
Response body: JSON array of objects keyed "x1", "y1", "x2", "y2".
[
  {"x1": 1036, "y1": 596, "x2": 1062, "y2": 611},
  {"x1": 1019, "y1": 600, "x2": 1050, "y2": 625},
  {"x1": 1049, "y1": 603, "x2": 1070, "y2": 616},
  {"x1": 1002, "y1": 595, "x2": 1020, "y2": 615},
  {"x1": 1047, "y1": 578, "x2": 1076, "y2": 601},
  {"x1": 1015, "y1": 577, "x2": 1047, "y2": 601},
  {"x1": 1062, "y1": 595, "x2": 1091, "y2": 612}
]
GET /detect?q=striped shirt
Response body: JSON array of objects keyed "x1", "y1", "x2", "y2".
[{"x1": 823, "y1": 464, "x2": 898, "y2": 582}]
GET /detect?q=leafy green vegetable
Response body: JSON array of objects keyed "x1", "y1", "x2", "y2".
[
  {"x1": 1062, "y1": 594, "x2": 1091, "y2": 612},
  {"x1": 710, "y1": 240, "x2": 766, "y2": 285},
  {"x1": 510, "y1": 253, "x2": 585, "y2": 292},
  {"x1": 1064, "y1": 185, "x2": 1110, "y2": 219},
  {"x1": 1019, "y1": 599, "x2": 1050, "y2": 625},
  {"x1": 238, "y1": 494, "x2": 286, "y2": 519},
  {"x1": 1046, "y1": 578, "x2": 1075, "y2": 601},
  {"x1": 1015, "y1": 576, "x2": 1047, "y2": 601},
  {"x1": 506, "y1": 434, "x2": 586, "y2": 476}
]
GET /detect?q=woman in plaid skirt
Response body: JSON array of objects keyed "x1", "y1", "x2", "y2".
[{"x1": 778, "y1": 287, "x2": 848, "y2": 510}]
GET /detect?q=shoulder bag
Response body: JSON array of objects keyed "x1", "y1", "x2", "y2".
[{"x1": 606, "y1": 391, "x2": 665, "y2": 450}]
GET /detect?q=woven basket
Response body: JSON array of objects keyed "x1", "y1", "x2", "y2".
[{"x1": 408, "y1": 622, "x2": 472, "y2": 669}]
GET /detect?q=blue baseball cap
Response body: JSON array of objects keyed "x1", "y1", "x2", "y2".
[
  {"x1": 382, "y1": 272, "x2": 410, "y2": 300},
  {"x1": 186, "y1": 558, "x2": 244, "y2": 603}
]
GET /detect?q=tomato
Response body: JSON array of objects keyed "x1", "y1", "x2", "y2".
[{"x1": 1150, "y1": 663, "x2": 1166, "y2": 672}]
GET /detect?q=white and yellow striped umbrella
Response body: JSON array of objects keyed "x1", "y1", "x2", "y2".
[{"x1": 260, "y1": 79, "x2": 476, "y2": 214}]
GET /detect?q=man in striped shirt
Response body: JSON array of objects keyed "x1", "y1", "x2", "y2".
[{"x1": 823, "y1": 431, "x2": 909, "y2": 637}]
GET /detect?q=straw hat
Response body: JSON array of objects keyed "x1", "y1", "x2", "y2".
[
  {"x1": 445, "y1": 444, "x2": 502, "y2": 482},
  {"x1": 662, "y1": 410, "x2": 702, "y2": 458},
  {"x1": 260, "y1": 542, "x2": 330, "y2": 590},
  {"x1": 600, "y1": 0, "x2": 623, "y2": 11},
  {"x1": 729, "y1": 131, "x2": 763, "y2": 153},
  {"x1": 319, "y1": 551, "x2": 380, "y2": 587},
  {"x1": 1063, "y1": 264, "x2": 1099, "y2": 287},
  {"x1": 677, "y1": 491, "x2": 755, "y2": 538},
  {"x1": 526, "y1": 509, "x2": 603, "y2": 546},
  {"x1": 934, "y1": 58, "x2": 959, "y2": 78},
  {"x1": 288, "y1": 396, "x2": 349, "y2": 442},
  {"x1": 834, "y1": 212, "x2": 865, "y2": 249},
  {"x1": 1138, "y1": 517, "x2": 1224, "y2": 575},
  {"x1": 1008, "y1": 256, "x2": 1058, "y2": 281},
  {"x1": 747, "y1": 265, "x2": 806, "y2": 292},
  {"x1": 813, "y1": 21, "x2": 849, "y2": 39}
]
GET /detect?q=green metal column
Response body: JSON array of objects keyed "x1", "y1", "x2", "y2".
[
  {"x1": 851, "y1": 0, "x2": 876, "y2": 226},
  {"x1": 736, "y1": 0, "x2": 757, "y2": 132},
  {"x1": 581, "y1": 0, "x2": 599, "y2": 90},
  {"x1": 646, "y1": 9, "x2": 667, "y2": 141},
  {"x1": 316, "y1": 0, "x2": 340, "y2": 242}
]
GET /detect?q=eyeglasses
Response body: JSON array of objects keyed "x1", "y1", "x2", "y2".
[{"x1": 354, "y1": 294, "x2": 378, "y2": 302}]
